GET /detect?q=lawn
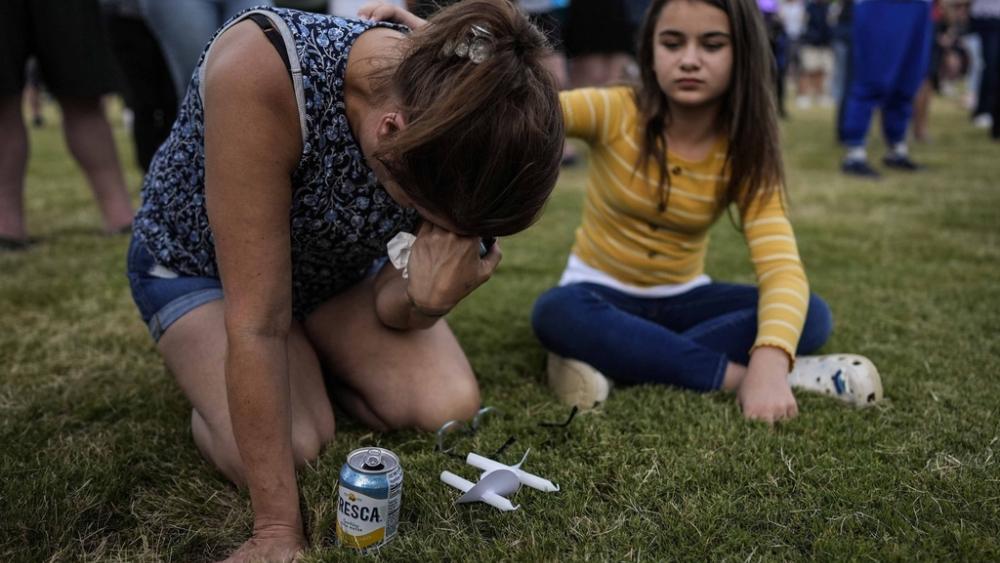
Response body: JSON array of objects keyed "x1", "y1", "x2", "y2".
[{"x1": 2, "y1": 98, "x2": 998, "y2": 562}]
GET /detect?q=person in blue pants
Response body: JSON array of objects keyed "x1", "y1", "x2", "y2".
[{"x1": 840, "y1": 0, "x2": 932, "y2": 178}]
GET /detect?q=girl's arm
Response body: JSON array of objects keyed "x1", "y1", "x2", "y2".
[
  {"x1": 373, "y1": 222, "x2": 502, "y2": 330},
  {"x1": 358, "y1": 1, "x2": 428, "y2": 30},
  {"x1": 737, "y1": 191, "x2": 810, "y2": 422},
  {"x1": 737, "y1": 346, "x2": 797, "y2": 422},
  {"x1": 203, "y1": 22, "x2": 305, "y2": 557},
  {"x1": 560, "y1": 87, "x2": 630, "y2": 144}
]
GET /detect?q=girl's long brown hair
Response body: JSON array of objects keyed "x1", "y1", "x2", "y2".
[{"x1": 634, "y1": 0, "x2": 785, "y2": 218}]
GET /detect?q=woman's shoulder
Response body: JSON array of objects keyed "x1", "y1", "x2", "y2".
[
  {"x1": 202, "y1": 20, "x2": 302, "y2": 160},
  {"x1": 204, "y1": 20, "x2": 292, "y2": 102}
]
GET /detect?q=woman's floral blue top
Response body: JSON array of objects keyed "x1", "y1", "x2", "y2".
[{"x1": 133, "y1": 7, "x2": 418, "y2": 317}]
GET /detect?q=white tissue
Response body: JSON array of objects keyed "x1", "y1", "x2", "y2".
[{"x1": 386, "y1": 231, "x2": 417, "y2": 279}]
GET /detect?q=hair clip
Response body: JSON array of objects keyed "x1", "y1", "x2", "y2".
[{"x1": 441, "y1": 23, "x2": 494, "y2": 64}]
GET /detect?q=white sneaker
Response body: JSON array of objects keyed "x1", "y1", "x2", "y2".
[
  {"x1": 546, "y1": 353, "x2": 612, "y2": 410},
  {"x1": 788, "y1": 354, "x2": 883, "y2": 407},
  {"x1": 973, "y1": 113, "x2": 993, "y2": 129}
]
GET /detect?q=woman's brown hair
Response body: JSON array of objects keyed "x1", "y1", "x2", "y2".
[
  {"x1": 634, "y1": 0, "x2": 785, "y2": 218},
  {"x1": 376, "y1": 0, "x2": 564, "y2": 236}
]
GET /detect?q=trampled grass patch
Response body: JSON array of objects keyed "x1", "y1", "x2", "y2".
[{"x1": 1, "y1": 100, "x2": 998, "y2": 561}]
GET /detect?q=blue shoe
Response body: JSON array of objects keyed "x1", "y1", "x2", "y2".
[
  {"x1": 841, "y1": 158, "x2": 880, "y2": 178},
  {"x1": 882, "y1": 153, "x2": 922, "y2": 171}
]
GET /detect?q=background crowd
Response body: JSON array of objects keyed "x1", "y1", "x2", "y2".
[{"x1": 3, "y1": 0, "x2": 999, "y2": 251}]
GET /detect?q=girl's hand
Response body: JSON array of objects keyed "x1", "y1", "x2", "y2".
[
  {"x1": 405, "y1": 222, "x2": 501, "y2": 313},
  {"x1": 736, "y1": 346, "x2": 798, "y2": 423},
  {"x1": 221, "y1": 523, "x2": 305, "y2": 562},
  {"x1": 357, "y1": 2, "x2": 428, "y2": 30}
]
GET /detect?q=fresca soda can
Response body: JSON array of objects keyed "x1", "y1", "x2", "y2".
[{"x1": 336, "y1": 447, "x2": 403, "y2": 551}]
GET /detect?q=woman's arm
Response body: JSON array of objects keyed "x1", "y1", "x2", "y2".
[
  {"x1": 203, "y1": 21, "x2": 306, "y2": 557},
  {"x1": 373, "y1": 222, "x2": 502, "y2": 330}
]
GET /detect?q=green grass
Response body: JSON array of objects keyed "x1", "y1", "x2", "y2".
[{"x1": 2, "y1": 99, "x2": 999, "y2": 562}]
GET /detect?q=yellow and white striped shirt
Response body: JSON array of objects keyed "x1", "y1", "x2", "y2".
[{"x1": 562, "y1": 87, "x2": 809, "y2": 360}]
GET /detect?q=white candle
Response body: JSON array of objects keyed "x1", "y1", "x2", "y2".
[{"x1": 465, "y1": 453, "x2": 560, "y2": 493}]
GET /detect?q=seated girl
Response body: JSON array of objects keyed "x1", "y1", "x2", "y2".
[{"x1": 530, "y1": 0, "x2": 882, "y2": 418}]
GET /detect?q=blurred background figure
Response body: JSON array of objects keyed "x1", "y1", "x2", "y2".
[
  {"x1": 970, "y1": 0, "x2": 1000, "y2": 130},
  {"x1": 519, "y1": 0, "x2": 570, "y2": 90},
  {"x1": 101, "y1": 0, "x2": 177, "y2": 173},
  {"x1": 760, "y1": 0, "x2": 791, "y2": 117},
  {"x1": 839, "y1": 0, "x2": 932, "y2": 178},
  {"x1": 270, "y1": 0, "x2": 327, "y2": 13},
  {"x1": 24, "y1": 58, "x2": 46, "y2": 128},
  {"x1": 798, "y1": 0, "x2": 834, "y2": 108},
  {"x1": 0, "y1": 0, "x2": 135, "y2": 249},
  {"x1": 779, "y1": 0, "x2": 806, "y2": 93},
  {"x1": 137, "y1": 0, "x2": 272, "y2": 101},
  {"x1": 564, "y1": 0, "x2": 638, "y2": 86},
  {"x1": 913, "y1": 0, "x2": 971, "y2": 142},
  {"x1": 831, "y1": 0, "x2": 853, "y2": 140},
  {"x1": 518, "y1": 0, "x2": 579, "y2": 164}
]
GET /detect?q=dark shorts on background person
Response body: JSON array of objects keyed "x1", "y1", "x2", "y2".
[
  {"x1": 563, "y1": 0, "x2": 636, "y2": 57},
  {"x1": 0, "y1": 0, "x2": 120, "y2": 97},
  {"x1": 126, "y1": 236, "x2": 223, "y2": 342}
]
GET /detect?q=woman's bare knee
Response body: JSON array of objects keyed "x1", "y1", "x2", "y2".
[
  {"x1": 408, "y1": 373, "x2": 481, "y2": 431},
  {"x1": 291, "y1": 412, "x2": 336, "y2": 467},
  {"x1": 191, "y1": 410, "x2": 246, "y2": 486}
]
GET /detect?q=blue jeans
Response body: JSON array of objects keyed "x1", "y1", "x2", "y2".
[
  {"x1": 531, "y1": 282, "x2": 833, "y2": 392},
  {"x1": 138, "y1": 0, "x2": 270, "y2": 100}
]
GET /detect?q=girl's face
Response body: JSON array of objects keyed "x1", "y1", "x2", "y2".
[{"x1": 652, "y1": 0, "x2": 733, "y2": 110}]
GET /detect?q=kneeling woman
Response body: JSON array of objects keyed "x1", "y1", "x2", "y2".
[{"x1": 126, "y1": 1, "x2": 561, "y2": 558}]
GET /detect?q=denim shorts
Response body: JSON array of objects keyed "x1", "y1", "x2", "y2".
[{"x1": 126, "y1": 236, "x2": 223, "y2": 342}]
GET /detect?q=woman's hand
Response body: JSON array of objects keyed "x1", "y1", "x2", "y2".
[
  {"x1": 221, "y1": 523, "x2": 306, "y2": 563},
  {"x1": 736, "y1": 346, "x2": 798, "y2": 423},
  {"x1": 405, "y1": 222, "x2": 501, "y2": 313},
  {"x1": 357, "y1": 1, "x2": 428, "y2": 30}
]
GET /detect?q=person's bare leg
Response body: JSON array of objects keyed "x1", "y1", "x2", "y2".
[
  {"x1": 26, "y1": 83, "x2": 43, "y2": 126},
  {"x1": 912, "y1": 80, "x2": 932, "y2": 143},
  {"x1": 304, "y1": 277, "x2": 481, "y2": 432},
  {"x1": 0, "y1": 94, "x2": 29, "y2": 241},
  {"x1": 156, "y1": 300, "x2": 336, "y2": 486},
  {"x1": 58, "y1": 96, "x2": 134, "y2": 233}
]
